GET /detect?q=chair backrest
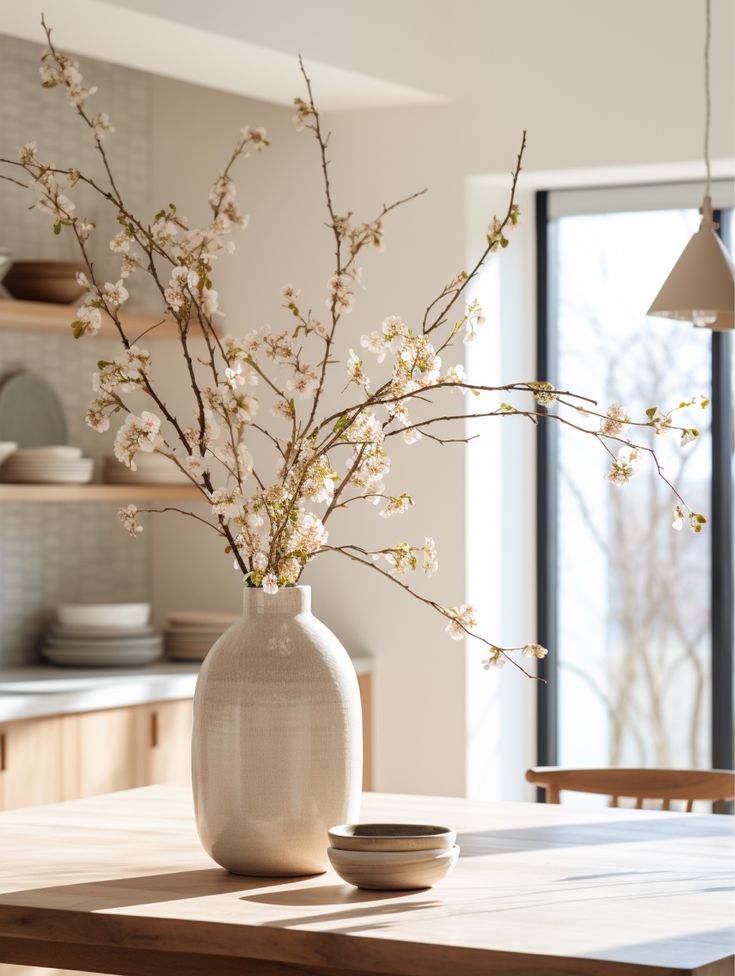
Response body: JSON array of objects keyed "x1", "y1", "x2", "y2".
[{"x1": 526, "y1": 767, "x2": 735, "y2": 811}]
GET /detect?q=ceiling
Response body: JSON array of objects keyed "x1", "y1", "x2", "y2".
[{"x1": 2, "y1": 0, "x2": 451, "y2": 111}]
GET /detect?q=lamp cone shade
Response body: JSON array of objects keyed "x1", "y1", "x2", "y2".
[{"x1": 647, "y1": 197, "x2": 735, "y2": 331}]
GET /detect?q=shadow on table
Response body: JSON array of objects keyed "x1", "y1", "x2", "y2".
[
  {"x1": 0, "y1": 867, "x2": 310, "y2": 910},
  {"x1": 0, "y1": 867, "x2": 439, "y2": 938},
  {"x1": 241, "y1": 884, "x2": 441, "y2": 932},
  {"x1": 456, "y1": 814, "x2": 734, "y2": 857}
]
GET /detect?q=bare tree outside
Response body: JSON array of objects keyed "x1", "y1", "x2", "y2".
[{"x1": 553, "y1": 207, "x2": 712, "y2": 772}]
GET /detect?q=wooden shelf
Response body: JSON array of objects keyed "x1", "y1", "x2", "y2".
[
  {"x1": 0, "y1": 484, "x2": 204, "y2": 503},
  {"x1": 0, "y1": 299, "x2": 201, "y2": 340}
]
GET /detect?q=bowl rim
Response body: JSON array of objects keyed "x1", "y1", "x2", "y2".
[
  {"x1": 329, "y1": 823, "x2": 454, "y2": 841},
  {"x1": 327, "y1": 844, "x2": 459, "y2": 863}
]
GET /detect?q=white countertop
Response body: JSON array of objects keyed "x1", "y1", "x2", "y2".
[{"x1": 0, "y1": 657, "x2": 373, "y2": 723}]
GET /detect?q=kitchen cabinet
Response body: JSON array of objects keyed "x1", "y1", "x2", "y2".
[
  {"x1": 0, "y1": 671, "x2": 373, "y2": 814},
  {"x1": 137, "y1": 699, "x2": 193, "y2": 787},
  {"x1": 63, "y1": 705, "x2": 142, "y2": 798},
  {"x1": 0, "y1": 701, "x2": 192, "y2": 812},
  {"x1": 0, "y1": 715, "x2": 65, "y2": 810}
]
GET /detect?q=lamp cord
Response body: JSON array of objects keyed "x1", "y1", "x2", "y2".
[{"x1": 704, "y1": 0, "x2": 712, "y2": 200}]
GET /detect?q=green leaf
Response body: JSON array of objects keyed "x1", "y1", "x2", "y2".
[
  {"x1": 53, "y1": 221, "x2": 62, "y2": 235},
  {"x1": 71, "y1": 320, "x2": 87, "y2": 339},
  {"x1": 701, "y1": 398, "x2": 710, "y2": 409},
  {"x1": 645, "y1": 406, "x2": 657, "y2": 419}
]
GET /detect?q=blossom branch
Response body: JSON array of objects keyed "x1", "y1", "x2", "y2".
[{"x1": 319, "y1": 544, "x2": 539, "y2": 677}]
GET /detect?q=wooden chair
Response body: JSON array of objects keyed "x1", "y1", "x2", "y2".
[{"x1": 526, "y1": 766, "x2": 735, "y2": 812}]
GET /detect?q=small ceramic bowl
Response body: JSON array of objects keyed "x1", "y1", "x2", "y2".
[
  {"x1": 328, "y1": 823, "x2": 456, "y2": 852},
  {"x1": 327, "y1": 845, "x2": 459, "y2": 890}
]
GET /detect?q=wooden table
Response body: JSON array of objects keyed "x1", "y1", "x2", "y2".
[{"x1": 0, "y1": 787, "x2": 732, "y2": 976}]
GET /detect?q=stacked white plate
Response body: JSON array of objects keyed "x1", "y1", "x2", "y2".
[
  {"x1": 164, "y1": 610, "x2": 237, "y2": 661},
  {"x1": 103, "y1": 453, "x2": 190, "y2": 485},
  {"x1": 0, "y1": 445, "x2": 93, "y2": 484},
  {"x1": 42, "y1": 603, "x2": 162, "y2": 667}
]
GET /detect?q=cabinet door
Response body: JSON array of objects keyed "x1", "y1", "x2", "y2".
[
  {"x1": 137, "y1": 699, "x2": 192, "y2": 786},
  {"x1": 0, "y1": 716, "x2": 65, "y2": 810},
  {"x1": 62, "y1": 706, "x2": 140, "y2": 799},
  {"x1": 358, "y1": 673, "x2": 373, "y2": 791}
]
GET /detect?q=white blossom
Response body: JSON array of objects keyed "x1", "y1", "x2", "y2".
[
  {"x1": 606, "y1": 446, "x2": 641, "y2": 485},
  {"x1": 118, "y1": 504, "x2": 142, "y2": 537},
  {"x1": 113, "y1": 411, "x2": 161, "y2": 469},
  {"x1": 600, "y1": 403, "x2": 631, "y2": 438},
  {"x1": 422, "y1": 537, "x2": 438, "y2": 575},
  {"x1": 75, "y1": 301, "x2": 103, "y2": 337},
  {"x1": 102, "y1": 279, "x2": 129, "y2": 307},
  {"x1": 347, "y1": 350, "x2": 370, "y2": 391},
  {"x1": 522, "y1": 642, "x2": 548, "y2": 659},
  {"x1": 210, "y1": 486, "x2": 244, "y2": 520},
  {"x1": 262, "y1": 572, "x2": 278, "y2": 594},
  {"x1": 445, "y1": 604, "x2": 477, "y2": 640},
  {"x1": 109, "y1": 230, "x2": 131, "y2": 253}
]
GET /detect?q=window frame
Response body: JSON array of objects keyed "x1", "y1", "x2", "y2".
[{"x1": 535, "y1": 187, "x2": 734, "y2": 780}]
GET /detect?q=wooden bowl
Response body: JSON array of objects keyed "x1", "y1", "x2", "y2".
[
  {"x1": 3, "y1": 261, "x2": 87, "y2": 303},
  {"x1": 328, "y1": 823, "x2": 456, "y2": 852},
  {"x1": 327, "y1": 845, "x2": 459, "y2": 890}
]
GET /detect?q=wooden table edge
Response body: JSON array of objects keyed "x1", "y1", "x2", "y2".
[{"x1": 0, "y1": 906, "x2": 732, "y2": 976}]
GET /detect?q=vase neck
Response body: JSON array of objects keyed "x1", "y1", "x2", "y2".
[{"x1": 242, "y1": 585, "x2": 311, "y2": 617}]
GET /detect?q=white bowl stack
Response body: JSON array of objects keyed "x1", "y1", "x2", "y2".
[
  {"x1": 163, "y1": 611, "x2": 237, "y2": 661},
  {"x1": 326, "y1": 823, "x2": 460, "y2": 890},
  {"x1": 103, "y1": 453, "x2": 190, "y2": 485},
  {"x1": 42, "y1": 603, "x2": 162, "y2": 667},
  {"x1": 0, "y1": 446, "x2": 93, "y2": 483}
]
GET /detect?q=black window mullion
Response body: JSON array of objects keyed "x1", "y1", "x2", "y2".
[
  {"x1": 711, "y1": 208, "x2": 734, "y2": 778},
  {"x1": 535, "y1": 190, "x2": 558, "y2": 774}
]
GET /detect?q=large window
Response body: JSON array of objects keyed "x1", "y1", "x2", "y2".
[{"x1": 536, "y1": 184, "x2": 733, "y2": 780}]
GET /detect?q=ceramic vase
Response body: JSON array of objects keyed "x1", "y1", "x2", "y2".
[{"x1": 192, "y1": 585, "x2": 362, "y2": 876}]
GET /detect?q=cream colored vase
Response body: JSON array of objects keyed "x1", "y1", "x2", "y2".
[{"x1": 192, "y1": 585, "x2": 362, "y2": 876}]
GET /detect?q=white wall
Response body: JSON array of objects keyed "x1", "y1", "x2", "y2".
[{"x1": 141, "y1": 0, "x2": 734, "y2": 799}]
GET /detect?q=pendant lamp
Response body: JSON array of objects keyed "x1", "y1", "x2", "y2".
[{"x1": 647, "y1": 0, "x2": 734, "y2": 331}]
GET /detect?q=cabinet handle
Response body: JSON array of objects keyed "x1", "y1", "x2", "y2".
[
  {"x1": 150, "y1": 711, "x2": 159, "y2": 748},
  {"x1": 0, "y1": 732, "x2": 6, "y2": 772}
]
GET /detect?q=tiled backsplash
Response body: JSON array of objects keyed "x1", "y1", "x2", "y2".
[
  {"x1": 0, "y1": 33, "x2": 152, "y2": 301},
  {"x1": 0, "y1": 35, "x2": 152, "y2": 666}
]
